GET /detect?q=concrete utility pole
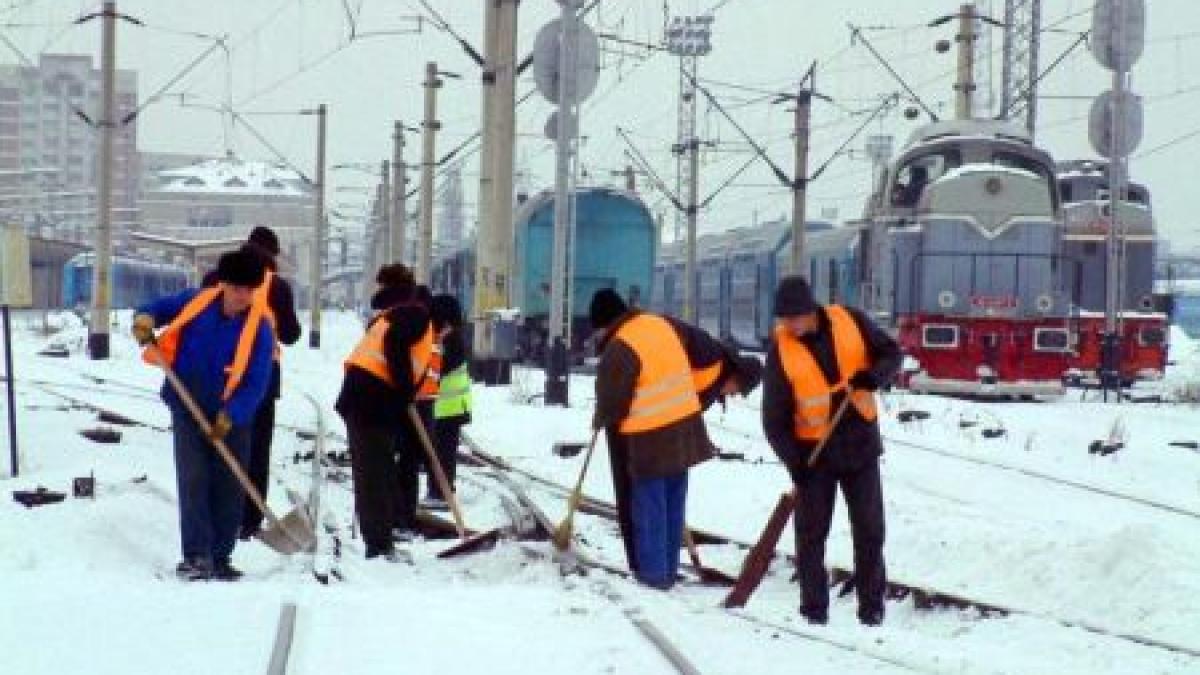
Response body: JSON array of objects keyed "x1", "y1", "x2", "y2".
[
  {"x1": 417, "y1": 62, "x2": 441, "y2": 285},
  {"x1": 88, "y1": 0, "x2": 117, "y2": 360},
  {"x1": 309, "y1": 103, "x2": 327, "y2": 349},
  {"x1": 376, "y1": 158, "x2": 391, "y2": 287},
  {"x1": 1103, "y1": 15, "x2": 1129, "y2": 397},
  {"x1": 391, "y1": 121, "x2": 407, "y2": 265},
  {"x1": 955, "y1": 3, "x2": 979, "y2": 120},
  {"x1": 790, "y1": 67, "x2": 814, "y2": 276},
  {"x1": 473, "y1": 0, "x2": 519, "y2": 379}
]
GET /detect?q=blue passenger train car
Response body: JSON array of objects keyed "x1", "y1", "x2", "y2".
[
  {"x1": 433, "y1": 187, "x2": 657, "y2": 358},
  {"x1": 62, "y1": 253, "x2": 190, "y2": 309},
  {"x1": 652, "y1": 219, "x2": 857, "y2": 349}
]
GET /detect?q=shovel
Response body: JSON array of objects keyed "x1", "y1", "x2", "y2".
[
  {"x1": 683, "y1": 527, "x2": 737, "y2": 586},
  {"x1": 552, "y1": 429, "x2": 601, "y2": 551},
  {"x1": 405, "y1": 406, "x2": 502, "y2": 558},
  {"x1": 723, "y1": 390, "x2": 855, "y2": 608},
  {"x1": 147, "y1": 344, "x2": 316, "y2": 555}
]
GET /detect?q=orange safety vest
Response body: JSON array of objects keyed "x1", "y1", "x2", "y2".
[
  {"x1": 417, "y1": 344, "x2": 443, "y2": 400},
  {"x1": 344, "y1": 316, "x2": 435, "y2": 389},
  {"x1": 692, "y1": 361, "x2": 723, "y2": 394},
  {"x1": 142, "y1": 286, "x2": 266, "y2": 402},
  {"x1": 253, "y1": 269, "x2": 281, "y2": 361},
  {"x1": 775, "y1": 304, "x2": 878, "y2": 442},
  {"x1": 613, "y1": 313, "x2": 702, "y2": 434}
]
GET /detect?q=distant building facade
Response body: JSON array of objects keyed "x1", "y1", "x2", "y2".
[
  {"x1": 138, "y1": 157, "x2": 319, "y2": 292},
  {"x1": 0, "y1": 54, "x2": 138, "y2": 240}
]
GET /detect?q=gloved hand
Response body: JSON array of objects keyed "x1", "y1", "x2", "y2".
[
  {"x1": 208, "y1": 410, "x2": 233, "y2": 442},
  {"x1": 848, "y1": 369, "x2": 879, "y2": 392},
  {"x1": 131, "y1": 313, "x2": 156, "y2": 346}
]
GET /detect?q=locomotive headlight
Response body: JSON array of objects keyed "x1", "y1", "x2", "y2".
[
  {"x1": 985, "y1": 177, "x2": 1003, "y2": 196},
  {"x1": 1035, "y1": 294, "x2": 1054, "y2": 313},
  {"x1": 937, "y1": 290, "x2": 957, "y2": 309}
]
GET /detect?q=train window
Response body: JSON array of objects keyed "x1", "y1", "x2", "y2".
[
  {"x1": 1033, "y1": 328, "x2": 1070, "y2": 352},
  {"x1": 922, "y1": 324, "x2": 959, "y2": 349},
  {"x1": 891, "y1": 150, "x2": 962, "y2": 206},
  {"x1": 1137, "y1": 327, "x2": 1165, "y2": 347}
]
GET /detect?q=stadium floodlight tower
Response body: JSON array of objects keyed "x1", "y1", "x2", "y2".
[{"x1": 664, "y1": 14, "x2": 713, "y2": 323}]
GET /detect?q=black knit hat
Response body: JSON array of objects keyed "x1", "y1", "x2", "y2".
[
  {"x1": 732, "y1": 355, "x2": 763, "y2": 396},
  {"x1": 415, "y1": 285, "x2": 432, "y2": 309},
  {"x1": 773, "y1": 275, "x2": 818, "y2": 317},
  {"x1": 589, "y1": 288, "x2": 628, "y2": 330},
  {"x1": 216, "y1": 248, "x2": 266, "y2": 287},
  {"x1": 430, "y1": 294, "x2": 463, "y2": 327},
  {"x1": 376, "y1": 263, "x2": 415, "y2": 290},
  {"x1": 247, "y1": 226, "x2": 281, "y2": 257}
]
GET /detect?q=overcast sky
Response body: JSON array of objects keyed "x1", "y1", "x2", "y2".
[{"x1": 3, "y1": 0, "x2": 1198, "y2": 251}]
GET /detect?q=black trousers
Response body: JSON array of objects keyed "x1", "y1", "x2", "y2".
[
  {"x1": 344, "y1": 417, "x2": 397, "y2": 557},
  {"x1": 606, "y1": 431, "x2": 638, "y2": 573},
  {"x1": 393, "y1": 410, "x2": 424, "y2": 530},
  {"x1": 788, "y1": 459, "x2": 886, "y2": 619},
  {"x1": 428, "y1": 417, "x2": 463, "y2": 499},
  {"x1": 239, "y1": 396, "x2": 276, "y2": 535}
]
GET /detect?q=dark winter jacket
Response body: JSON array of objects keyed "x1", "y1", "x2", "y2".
[
  {"x1": 202, "y1": 265, "x2": 301, "y2": 399},
  {"x1": 138, "y1": 288, "x2": 275, "y2": 427},
  {"x1": 762, "y1": 305, "x2": 901, "y2": 473},
  {"x1": 335, "y1": 292, "x2": 432, "y2": 430},
  {"x1": 593, "y1": 311, "x2": 715, "y2": 480}
]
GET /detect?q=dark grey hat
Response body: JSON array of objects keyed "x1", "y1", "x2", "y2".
[{"x1": 773, "y1": 275, "x2": 818, "y2": 317}]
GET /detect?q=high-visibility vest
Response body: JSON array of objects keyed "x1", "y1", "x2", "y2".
[
  {"x1": 142, "y1": 286, "x2": 266, "y2": 402},
  {"x1": 613, "y1": 313, "x2": 702, "y2": 434},
  {"x1": 692, "y1": 361, "x2": 723, "y2": 394},
  {"x1": 775, "y1": 304, "x2": 877, "y2": 442},
  {"x1": 344, "y1": 315, "x2": 435, "y2": 389},
  {"x1": 434, "y1": 363, "x2": 472, "y2": 419},
  {"x1": 253, "y1": 269, "x2": 281, "y2": 361},
  {"x1": 417, "y1": 344, "x2": 442, "y2": 401}
]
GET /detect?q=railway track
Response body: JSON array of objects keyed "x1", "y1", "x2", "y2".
[{"x1": 14, "y1": 367, "x2": 1200, "y2": 669}]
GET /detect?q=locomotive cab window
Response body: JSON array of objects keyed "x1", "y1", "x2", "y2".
[
  {"x1": 890, "y1": 150, "x2": 961, "y2": 207},
  {"x1": 922, "y1": 324, "x2": 959, "y2": 349},
  {"x1": 1137, "y1": 326, "x2": 1165, "y2": 347}
]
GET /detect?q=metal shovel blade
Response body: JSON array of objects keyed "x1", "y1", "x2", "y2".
[{"x1": 257, "y1": 505, "x2": 317, "y2": 555}]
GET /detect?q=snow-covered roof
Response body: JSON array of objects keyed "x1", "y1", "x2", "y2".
[{"x1": 155, "y1": 158, "x2": 312, "y2": 197}]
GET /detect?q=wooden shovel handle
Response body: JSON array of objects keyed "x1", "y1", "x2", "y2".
[
  {"x1": 146, "y1": 343, "x2": 281, "y2": 529},
  {"x1": 408, "y1": 405, "x2": 467, "y2": 538}
]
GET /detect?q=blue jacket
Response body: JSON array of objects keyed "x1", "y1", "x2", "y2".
[{"x1": 139, "y1": 288, "x2": 274, "y2": 427}]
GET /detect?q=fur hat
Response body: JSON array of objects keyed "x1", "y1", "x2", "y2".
[
  {"x1": 247, "y1": 226, "x2": 281, "y2": 257},
  {"x1": 589, "y1": 288, "x2": 628, "y2": 330},
  {"x1": 216, "y1": 248, "x2": 266, "y2": 287},
  {"x1": 430, "y1": 294, "x2": 463, "y2": 327},
  {"x1": 773, "y1": 275, "x2": 818, "y2": 317}
]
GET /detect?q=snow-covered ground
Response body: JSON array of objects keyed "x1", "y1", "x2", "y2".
[{"x1": 1, "y1": 309, "x2": 1198, "y2": 674}]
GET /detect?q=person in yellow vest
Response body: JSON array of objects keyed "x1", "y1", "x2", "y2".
[
  {"x1": 336, "y1": 264, "x2": 435, "y2": 560},
  {"x1": 203, "y1": 227, "x2": 303, "y2": 541},
  {"x1": 762, "y1": 275, "x2": 900, "y2": 626},
  {"x1": 132, "y1": 249, "x2": 275, "y2": 581},
  {"x1": 424, "y1": 294, "x2": 471, "y2": 510},
  {"x1": 590, "y1": 288, "x2": 722, "y2": 590}
]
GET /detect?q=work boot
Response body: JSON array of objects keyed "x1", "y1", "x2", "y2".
[
  {"x1": 800, "y1": 606, "x2": 828, "y2": 625},
  {"x1": 858, "y1": 608, "x2": 884, "y2": 627},
  {"x1": 175, "y1": 557, "x2": 212, "y2": 582},
  {"x1": 212, "y1": 559, "x2": 244, "y2": 582}
]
